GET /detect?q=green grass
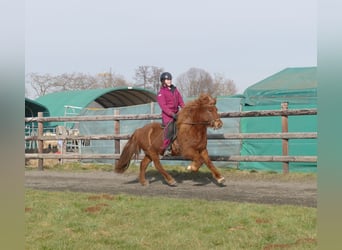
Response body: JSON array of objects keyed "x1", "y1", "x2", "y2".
[{"x1": 26, "y1": 189, "x2": 317, "y2": 250}]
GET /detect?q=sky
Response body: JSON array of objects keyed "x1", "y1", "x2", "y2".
[{"x1": 25, "y1": 0, "x2": 317, "y2": 96}]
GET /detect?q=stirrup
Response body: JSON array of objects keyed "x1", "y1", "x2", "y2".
[{"x1": 164, "y1": 149, "x2": 172, "y2": 156}]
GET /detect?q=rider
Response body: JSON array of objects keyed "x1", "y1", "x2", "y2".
[{"x1": 157, "y1": 72, "x2": 185, "y2": 156}]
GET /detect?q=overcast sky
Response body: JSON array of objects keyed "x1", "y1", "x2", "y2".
[{"x1": 25, "y1": 0, "x2": 317, "y2": 95}]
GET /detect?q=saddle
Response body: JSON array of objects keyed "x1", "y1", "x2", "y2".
[{"x1": 161, "y1": 121, "x2": 181, "y2": 155}]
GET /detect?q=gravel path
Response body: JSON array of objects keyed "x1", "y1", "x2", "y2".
[{"x1": 25, "y1": 170, "x2": 317, "y2": 207}]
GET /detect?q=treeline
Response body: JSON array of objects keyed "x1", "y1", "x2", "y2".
[{"x1": 25, "y1": 66, "x2": 237, "y2": 98}]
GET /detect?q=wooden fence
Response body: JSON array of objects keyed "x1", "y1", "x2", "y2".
[{"x1": 25, "y1": 103, "x2": 317, "y2": 173}]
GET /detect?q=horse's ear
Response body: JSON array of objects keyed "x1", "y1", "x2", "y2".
[
  {"x1": 197, "y1": 93, "x2": 208, "y2": 103},
  {"x1": 198, "y1": 93, "x2": 216, "y2": 105}
]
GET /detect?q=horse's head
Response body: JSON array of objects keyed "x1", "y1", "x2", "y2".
[
  {"x1": 179, "y1": 93, "x2": 223, "y2": 129},
  {"x1": 197, "y1": 94, "x2": 223, "y2": 129},
  {"x1": 203, "y1": 104, "x2": 223, "y2": 130}
]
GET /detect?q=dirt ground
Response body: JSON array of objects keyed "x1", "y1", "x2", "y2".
[{"x1": 25, "y1": 169, "x2": 317, "y2": 208}]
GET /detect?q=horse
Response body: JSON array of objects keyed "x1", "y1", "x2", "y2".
[{"x1": 115, "y1": 93, "x2": 225, "y2": 186}]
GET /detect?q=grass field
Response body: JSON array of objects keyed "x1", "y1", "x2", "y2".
[
  {"x1": 25, "y1": 162, "x2": 317, "y2": 249},
  {"x1": 25, "y1": 188, "x2": 317, "y2": 249}
]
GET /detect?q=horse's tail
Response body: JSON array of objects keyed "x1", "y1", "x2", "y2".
[{"x1": 115, "y1": 131, "x2": 140, "y2": 173}]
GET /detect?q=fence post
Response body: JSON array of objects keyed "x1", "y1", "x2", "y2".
[
  {"x1": 114, "y1": 109, "x2": 120, "y2": 169},
  {"x1": 281, "y1": 102, "x2": 289, "y2": 173},
  {"x1": 37, "y1": 112, "x2": 44, "y2": 170},
  {"x1": 150, "y1": 102, "x2": 155, "y2": 123}
]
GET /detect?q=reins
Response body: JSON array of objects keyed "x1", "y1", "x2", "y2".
[{"x1": 181, "y1": 121, "x2": 211, "y2": 125}]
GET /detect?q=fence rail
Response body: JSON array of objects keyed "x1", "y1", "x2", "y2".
[
  {"x1": 25, "y1": 104, "x2": 317, "y2": 173},
  {"x1": 24, "y1": 108, "x2": 317, "y2": 123},
  {"x1": 25, "y1": 153, "x2": 317, "y2": 163},
  {"x1": 25, "y1": 132, "x2": 317, "y2": 141}
]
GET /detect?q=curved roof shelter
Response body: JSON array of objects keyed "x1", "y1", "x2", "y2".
[
  {"x1": 25, "y1": 98, "x2": 50, "y2": 118},
  {"x1": 35, "y1": 87, "x2": 156, "y2": 117},
  {"x1": 243, "y1": 67, "x2": 317, "y2": 106}
]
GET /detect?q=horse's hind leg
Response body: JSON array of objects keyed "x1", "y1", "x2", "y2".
[
  {"x1": 200, "y1": 149, "x2": 225, "y2": 184},
  {"x1": 139, "y1": 156, "x2": 152, "y2": 186}
]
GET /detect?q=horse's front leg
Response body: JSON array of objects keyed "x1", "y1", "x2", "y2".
[
  {"x1": 139, "y1": 156, "x2": 152, "y2": 186},
  {"x1": 200, "y1": 149, "x2": 225, "y2": 184},
  {"x1": 183, "y1": 149, "x2": 204, "y2": 172},
  {"x1": 150, "y1": 153, "x2": 177, "y2": 186}
]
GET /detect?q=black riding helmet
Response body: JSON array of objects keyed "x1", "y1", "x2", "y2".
[{"x1": 160, "y1": 72, "x2": 172, "y2": 82}]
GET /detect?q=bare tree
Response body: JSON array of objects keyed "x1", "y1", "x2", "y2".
[
  {"x1": 25, "y1": 67, "x2": 237, "y2": 99},
  {"x1": 212, "y1": 73, "x2": 237, "y2": 96},
  {"x1": 134, "y1": 66, "x2": 150, "y2": 89},
  {"x1": 26, "y1": 73, "x2": 58, "y2": 97},
  {"x1": 150, "y1": 66, "x2": 164, "y2": 92},
  {"x1": 176, "y1": 68, "x2": 237, "y2": 97},
  {"x1": 134, "y1": 65, "x2": 164, "y2": 92},
  {"x1": 96, "y1": 70, "x2": 130, "y2": 88},
  {"x1": 176, "y1": 68, "x2": 214, "y2": 97},
  {"x1": 55, "y1": 73, "x2": 98, "y2": 91},
  {"x1": 26, "y1": 71, "x2": 131, "y2": 98},
  {"x1": 111, "y1": 75, "x2": 130, "y2": 87}
]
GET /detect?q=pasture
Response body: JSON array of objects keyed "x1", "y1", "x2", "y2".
[
  {"x1": 25, "y1": 189, "x2": 317, "y2": 249},
  {"x1": 25, "y1": 163, "x2": 317, "y2": 249}
]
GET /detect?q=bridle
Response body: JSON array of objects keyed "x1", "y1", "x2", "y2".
[
  {"x1": 179, "y1": 104, "x2": 221, "y2": 127},
  {"x1": 181, "y1": 118, "x2": 221, "y2": 127}
]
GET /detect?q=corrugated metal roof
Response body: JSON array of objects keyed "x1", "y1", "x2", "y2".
[
  {"x1": 243, "y1": 67, "x2": 317, "y2": 105},
  {"x1": 35, "y1": 87, "x2": 156, "y2": 118}
]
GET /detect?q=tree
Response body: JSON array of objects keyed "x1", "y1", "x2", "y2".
[
  {"x1": 176, "y1": 68, "x2": 215, "y2": 97},
  {"x1": 26, "y1": 73, "x2": 58, "y2": 98},
  {"x1": 150, "y1": 66, "x2": 164, "y2": 92},
  {"x1": 26, "y1": 71, "x2": 131, "y2": 98},
  {"x1": 54, "y1": 72, "x2": 98, "y2": 91},
  {"x1": 25, "y1": 67, "x2": 237, "y2": 99},
  {"x1": 212, "y1": 73, "x2": 237, "y2": 96},
  {"x1": 96, "y1": 70, "x2": 130, "y2": 88},
  {"x1": 134, "y1": 65, "x2": 164, "y2": 92},
  {"x1": 176, "y1": 68, "x2": 237, "y2": 97}
]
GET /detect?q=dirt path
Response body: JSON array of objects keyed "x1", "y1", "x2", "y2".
[{"x1": 25, "y1": 170, "x2": 317, "y2": 208}]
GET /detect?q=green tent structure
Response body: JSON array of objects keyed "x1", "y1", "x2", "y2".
[
  {"x1": 35, "y1": 87, "x2": 157, "y2": 127},
  {"x1": 25, "y1": 98, "x2": 50, "y2": 149},
  {"x1": 239, "y1": 67, "x2": 317, "y2": 172},
  {"x1": 25, "y1": 98, "x2": 49, "y2": 118}
]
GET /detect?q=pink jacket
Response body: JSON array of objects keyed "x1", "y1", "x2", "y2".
[{"x1": 157, "y1": 85, "x2": 185, "y2": 125}]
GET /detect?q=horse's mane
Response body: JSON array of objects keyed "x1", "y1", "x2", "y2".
[{"x1": 178, "y1": 93, "x2": 216, "y2": 124}]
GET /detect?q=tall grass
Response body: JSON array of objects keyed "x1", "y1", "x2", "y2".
[{"x1": 25, "y1": 189, "x2": 317, "y2": 250}]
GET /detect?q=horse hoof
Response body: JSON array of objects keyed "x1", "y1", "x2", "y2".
[
  {"x1": 140, "y1": 180, "x2": 149, "y2": 186},
  {"x1": 168, "y1": 179, "x2": 177, "y2": 187},
  {"x1": 217, "y1": 177, "x2": 225, "y2": 184}
]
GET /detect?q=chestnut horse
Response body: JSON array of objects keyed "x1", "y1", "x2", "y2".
[{"x1": 115, "y1": 93, "x2": 225, "y2": 186}]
